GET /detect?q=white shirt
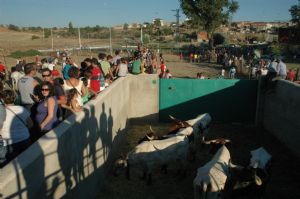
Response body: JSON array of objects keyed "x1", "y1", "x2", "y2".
[
  {"x1": 10, "y1": 71, "x2": 24, "y2": 85},
  {"x1": 63, "y1": 80, "x2": 83, "y2": 106},
  {"x1": 0, "y1": 102, "x2": 6, "y2": 130},
  {"x1": 118, "y1": 63, "x2": 128, "y2": 77},
  {"x1": 221, "y1": 69, "x2": 225, "y2": 76},
  {"x1": 261, "y1": 68, "x2": 268, "y2": 76},
  {"x1": 1, "y1": 105, "x2": 30, "y2": 146},
  {"x1": 42, "y1": 63, "x2": 49, "y2": 69},
  {"x1": 47, "y1": 63, "x2": 55, "y2": 71}
]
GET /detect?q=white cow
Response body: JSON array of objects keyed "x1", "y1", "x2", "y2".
[
  {"x1": 115, "y1": 127, "x2": 194, "y2": 184},
  {"x1": 193, "y1": 145, "x2": 238, "y2": 199},
  {"x1": 186, "y1": 113, "x2": 212, "y2": 137},
  {"x1": 169, "y1": 113, "x2": 212, "y2": 143}
]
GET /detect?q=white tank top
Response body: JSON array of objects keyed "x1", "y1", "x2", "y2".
[{"x1": 63, "y1": 80, "x2": 83, "y2": 106}]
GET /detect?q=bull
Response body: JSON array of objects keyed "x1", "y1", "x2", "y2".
[
  {"x1": 194, "y1": 139, "x2": 271, "y2": 199},
  {"x1": 194, "y1": 138, "x2": 238, "y2": 199},
  {"x1": 137, "y1": 126, "x2": 168, "y2": 144},
  {"x1": 169, "y1": 113, "x2": 212, "y2": 143},
  {"x1": 223, "y1": 147, "x2": 272, "y2": 199},
  {"x1": 114, "y1": 127, "x2": 194, "y2": 185}
]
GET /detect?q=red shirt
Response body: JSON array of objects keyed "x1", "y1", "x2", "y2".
[
  {"x1": 0, "y1": 64, "x2": 5, "y2": 73},
  {"x1": 161, "y1": 64, "x2": 166, "y2": 72},
  {"x1": 287, "y1": 70, "x2": 296, "y2": 81},
  {"x1": 90, "y1": 66, "x2": 101, "y2": 93},
  {"x1": 52, "y1": 69, "x2": 60, "y2": 77}
]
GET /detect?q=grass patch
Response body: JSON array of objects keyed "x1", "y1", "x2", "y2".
[
  {"x1": 286, "y1": 62, "x2": 300, "y2": 69},
  {"x1": 9, "y1": 49, "x2": 41, "y2": 58},
  {"x1": 31, "y1": 35, "x2": 40, "y2": 40}
]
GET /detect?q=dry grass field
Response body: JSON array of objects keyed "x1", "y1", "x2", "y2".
[
  {"x1": 0, "y1": 29, "x2": 223, "y2": 78},
  {"x1": 0, "y1": 29, "x2": 123, "y2": 67},
  {"x1": 97, "y1": 123, "x2": 300, "y2": 199}
]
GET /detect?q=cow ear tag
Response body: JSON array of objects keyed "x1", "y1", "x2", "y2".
[{"x1": 255, "y1": 176, "x2": 262, "y2": 186}]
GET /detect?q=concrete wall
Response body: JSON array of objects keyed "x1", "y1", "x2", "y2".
[
  {"x1": 0, "y1": 74, "x2": 159, "y2": 199},
  {"x1": 262, "y1": 80, "x2": 300, "y2": 156},
  {"x1": 159, "y1": 79, "x2": 258, "y2": 123}
]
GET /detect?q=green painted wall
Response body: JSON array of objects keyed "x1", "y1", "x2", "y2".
[{"x1": 159, "y1": 79, "x2": 258, "y2": 123}]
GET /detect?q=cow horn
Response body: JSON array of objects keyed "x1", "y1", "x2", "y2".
[
  {"x1": 254, "y1": 175, "x2": 262, "y2": 186},
  {"x1": 169, "y1": 115, "x2": 177, "y2": 120},
  {"x1": 146, "y1": 134, "x2": 153, "y2": 141},
  {"x1": 149, "y1": 125, "x2": 154, "y2": 133},
  {"x1": 228, "y1": 159, "x2": 244, "y2": 169},
  {"x1": 223, "y1": 139, "x2": 231, "y2": 143},
  {"x1": 202, "y1": 139, "x2": 218, "y2": 144}
]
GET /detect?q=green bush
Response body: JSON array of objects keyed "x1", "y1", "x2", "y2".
[
  {"x1": 10, "y1": 49, "x2": 42, "y2": 58},
  {"x1": 31, "y1": 35, "x2": 40, "y2": 40},
  {"x1": 8, "y1": 24, "x2": 19, "y2": 31}
]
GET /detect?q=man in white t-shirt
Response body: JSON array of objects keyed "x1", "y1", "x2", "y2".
[{"x1": 0, "y1": 90, "x2": 32, "y2": 164}]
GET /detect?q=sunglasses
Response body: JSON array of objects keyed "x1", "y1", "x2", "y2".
[
  {"x1": 42, "y1": 74, "x2": 51, "y2": 77},
  {"x1": 41, "y1": 88, "x2": 50, "y2": 91}
]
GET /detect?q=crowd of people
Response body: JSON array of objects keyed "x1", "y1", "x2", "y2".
[
  {"x1": 186, "y1": 45, "x2": 300, "y2": 81},
  {"x1": 0, "y1": 47, "x2": 171, "y2": 167}
]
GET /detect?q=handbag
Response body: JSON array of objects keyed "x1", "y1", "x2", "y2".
[{"x1": 0, "y1": 134, "x2": 7, "y2": 164}]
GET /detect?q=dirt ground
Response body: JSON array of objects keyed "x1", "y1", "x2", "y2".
[
  {"x1": 163, "y1": 54, "x2": 223, "y2": 79},
  {"x1": 97, "y1": 123, "x2": 300, "y2": 199}
]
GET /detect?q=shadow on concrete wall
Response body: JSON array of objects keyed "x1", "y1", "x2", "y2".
[
  {"x1": 160, "y1": 80, "x2": 257, "y2": 123},
  {"x1": 4, "y1": 104, "x2": 127, "y2": 199}
]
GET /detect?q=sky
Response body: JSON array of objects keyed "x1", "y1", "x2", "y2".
[{"x1": 0, "y1": 0, "x2": 297, "y2": 27}]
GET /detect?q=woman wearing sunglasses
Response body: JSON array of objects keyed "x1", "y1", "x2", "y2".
[{"x1": 35, "y1": 81, "x2": 59, "y2": 134}]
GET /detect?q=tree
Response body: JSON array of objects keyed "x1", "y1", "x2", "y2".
[
  {"x1": 8, "y1": 24, "x2": 20, "y2": 31},
  {"x1": 123, "y1": 23, "x2": 129, "y2": 31},
  {"x1": 68, "y1": 21, "x2": 75, "y2": 35},
  {"x1": 44, "y1": 28, "x2": 51, "y2": 38},
  {"x1": 153, "y1": 18, "x2": 162, "y2": 27},
  {"x1": 180, "y1": 0, "x2": 239, "y2": 48},
  {"x1": 289, "y1": 0, "x2": 300, "y2": 27},
  {"x1": 213, "y1": 33, "x2": 225, "y2": 46}
]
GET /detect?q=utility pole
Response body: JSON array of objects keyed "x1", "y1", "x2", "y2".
[
  {"x1": 172, "y1": 8, "x2": 180, "y2": 53},
  {"x1": 109, "y1": 27, "x2": 112, "y2": 55},
  {"x1": 51, "y1": 28, "x2": 53, "y2": 51},
  {"x1": 78, "y1": 28, "x2": 82, "y2": 50},
  {"x1": 43, "y1": 28, "x2": 45, "y2": 41},
  {"x1": 140, "y1": 25, "x2": 143, "y2": 45},
  {"x1": 171, "y1": 9, "x2": 180, "y2": 37}
]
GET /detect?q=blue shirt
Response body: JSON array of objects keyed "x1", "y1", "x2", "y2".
[
  {"x1": 276, "y1": 61, "x2": 287, "y2": 76},
  {"x1": 63, "y1": 64, "x2": 71, "y2": 80}
]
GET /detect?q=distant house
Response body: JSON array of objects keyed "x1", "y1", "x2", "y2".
[
  {"x1": 113, "y1": 25, "x2": 123, "y2": 30},
  {"x1": 142, "y1": 22, "x2": 150, "y2": 28},
  {"x1": 233, "y1": 21, "x2": 289, "y2": 33},
  {"x1": 197, "y1": 31, "x2": 209, "y2": 43},
  {"x1": 153, "y1": 18, "x2": 164, "y2": 26},
  {"x1": 128, "y1": 23, "x2": 140, "y2": 29}
]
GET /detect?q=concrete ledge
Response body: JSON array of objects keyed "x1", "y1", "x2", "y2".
[
  {"x1": 0, "y1": 74, "x2": 159, "y2": 199},
  {"x1": 262, "y1": 80, "x2": 300, "y2": 156}
]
